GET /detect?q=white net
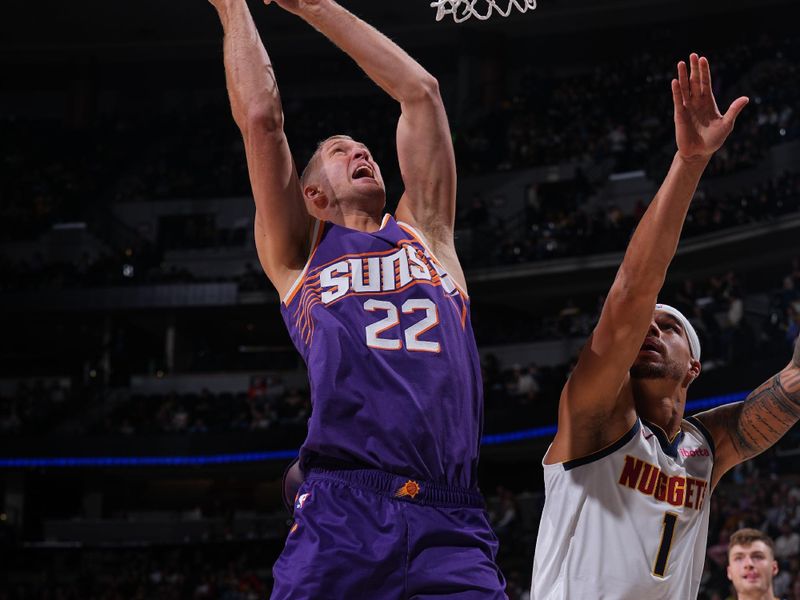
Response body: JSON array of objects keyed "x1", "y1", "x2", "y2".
[{"x1": 430, "y1": 0, "x2": 537, "y2": 22}]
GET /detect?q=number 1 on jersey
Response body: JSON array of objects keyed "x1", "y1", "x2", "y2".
[{"x1": 653, "y1": 512, "x2": 678, "y2": 577}]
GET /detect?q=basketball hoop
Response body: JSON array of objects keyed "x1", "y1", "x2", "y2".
[{"x1": 430, "y1": 0, "x2": 537, "y2": 23}]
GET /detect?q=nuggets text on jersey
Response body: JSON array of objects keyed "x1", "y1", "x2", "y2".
[{"x1": 618, "y1": 454, "x2": 709, "y2": 510}]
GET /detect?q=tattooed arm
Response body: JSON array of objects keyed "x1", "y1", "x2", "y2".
[{"x1": 695, "y1": 335, "x2": 800, "y2": 488}]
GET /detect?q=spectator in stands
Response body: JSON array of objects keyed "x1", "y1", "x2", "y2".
[
  {"x1": 727, "y1": 528, "x2": 783, "y2": 600},
  {"x1": 709, "y1": 527, "x2": 734, "y2": 569},
  {"x1": 774, "y1": 521, "x2": 800, "y2": 561},
  {"x1": 247, "y1": 376, "x2": 268, "y2": 401},
  {"x1": 488, "y1": 486, "x2": 519, "y2": 541},
  {"x1": 516, "y1": 364, "x2": 540, "y2": 403}
]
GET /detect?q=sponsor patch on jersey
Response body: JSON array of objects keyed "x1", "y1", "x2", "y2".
[
  {"x1": 395, "y1": 480, "x2": 421, "y2": 499},
  {"x1": 679, "y1": 447, "x2": 710, "y2": 457},
  {"x1": 294, "y1": 492, "x2": 310, "y2": 511}
]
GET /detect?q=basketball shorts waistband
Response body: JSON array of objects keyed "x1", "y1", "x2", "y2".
[{"x1": 306, "y1": 466, "x2": 485, "y2": 509}]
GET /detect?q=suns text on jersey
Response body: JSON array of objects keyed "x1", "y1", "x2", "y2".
[
  {"x1": 617, "y1": 454, "x2": 708, "y2": 510},
  {"x1": 318, "y1": 245, "x2": 455, "y2": 305}
]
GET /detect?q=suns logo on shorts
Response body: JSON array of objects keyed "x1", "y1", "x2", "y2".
[
  {"x1": 295, "y1": 492, "x2": 310, "y2": 510},
  {"x1": 395, "y1": 480, "x2": 421, "y2": 499}
]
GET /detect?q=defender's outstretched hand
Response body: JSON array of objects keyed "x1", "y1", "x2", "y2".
[{"x1": 672, "y1": 53, "x2": 749, "y2": 161}]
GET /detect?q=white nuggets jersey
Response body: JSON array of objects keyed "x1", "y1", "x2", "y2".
[{"x1": 532, "y1": 417, "x2": 715, "y2": 600}]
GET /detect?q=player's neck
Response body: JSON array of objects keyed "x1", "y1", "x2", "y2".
[
  {"x1": 333, "y1": 206, "x2": 384, "y2": 233},
  {"x1": 631, "y1": 380, "x2": 685, "y2": 439}
]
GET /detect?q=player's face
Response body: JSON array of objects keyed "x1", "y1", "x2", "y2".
[
  {"x1": 727, "y1": 541, "x2": 778, "y2": 595},
  {"x1": 630, "y1": 311, "x2": 693, "y2": 381},
  {"x1": 318, "y1": 137, "x2": 385, "y2": 207}
]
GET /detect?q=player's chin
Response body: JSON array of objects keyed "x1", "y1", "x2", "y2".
[
  {"x1": 629, "y1": 359, "x2": 665, "y2": 380},
  {"x1": 351, "y1": 177, "x2": 384, "y2": 190}
]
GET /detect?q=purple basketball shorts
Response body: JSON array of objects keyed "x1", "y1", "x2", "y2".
[{"x1": 270, "y1": 466, "x2": 508, "y2": 599}]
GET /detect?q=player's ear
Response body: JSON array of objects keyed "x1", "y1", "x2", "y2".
[
  {"x1": 772, "y1": 559, "x2": 778, "y2": 576},
  {"x1": 684, "y1": 358, "x2": 701, "y2": 386},
  {"x1": 726, "y1": 564, "x2": 733, "y2": 581},
  {"x1": 304, "y1": 184, "x2": 329, "y2": 212}
]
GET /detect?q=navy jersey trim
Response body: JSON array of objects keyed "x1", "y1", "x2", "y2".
[
  {"x1": 685, "y1": 416, "x2": 716, "y2": 458},
  {"x1": 641, "y1": 419, "x2": 685, "y2": 459},
  {"x1": 563, "y1": 420, "x2": 641, "y2": 471}
]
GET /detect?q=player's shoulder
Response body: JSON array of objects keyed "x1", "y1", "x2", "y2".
[{"x1": 552, "y1": 419, "x2": 643, "y2": 472}]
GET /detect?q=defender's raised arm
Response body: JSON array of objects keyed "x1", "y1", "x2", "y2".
[
  {"x1": 547, "y1": 55, "x2": 749, "y2": 463},
  {"x1": 210, "y1": 0, "x2": 310, "y2": 298}
]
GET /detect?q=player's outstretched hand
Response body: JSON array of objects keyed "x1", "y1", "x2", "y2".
[
  {"x1": 672, "y1": 53, "x2": 749, "y2": 162},
  {"x1": 264, "y1": 0, "x2": 324, "y2": 16}
]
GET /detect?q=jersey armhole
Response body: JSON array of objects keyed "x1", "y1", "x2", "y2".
[
  {"x1": 282, "y1": 219, "x2": 324, "y2": 306},
  {"x1": 396, "y1": 219, "x2": 469, "y2": 300},
  {"x1": 684, "y1": 416, "x2": 716, "y2": 458}
]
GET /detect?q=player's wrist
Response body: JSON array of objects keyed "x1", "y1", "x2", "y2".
[
  {"x1": 210, "y1": 0, "x2": 244, "y2": 20},
  {"x1": 675, "y1": 151, "x2": 712, "y2": 169}
]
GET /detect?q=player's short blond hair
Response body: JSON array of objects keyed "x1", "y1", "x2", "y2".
[
  {"x1": 728, "y1": 528, "x2": 776, "y2": 558},
  {"x1": 300, "y1": 135, "x2": 354, "y2": 188}
]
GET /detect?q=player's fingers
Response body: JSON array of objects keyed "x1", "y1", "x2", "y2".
[
  {"x1": 699, "y1": 56, "x2": 711, "y2": 97},
  {"x1": 671, "y1": 79, "x2": 686, "y2": 114},
  {"x1": 689, "y1": 53, "x2": 701, "y2": 99},
  {"x1": 677, "y1": 61, "x2": 690, "y2": 100},
  {"x1": 723, "y1": 96, "x2": 750, "y2": 127}
]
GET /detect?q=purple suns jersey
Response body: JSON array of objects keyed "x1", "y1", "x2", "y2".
[{"x1": 279, "y1": 214, "x2": 483, "y2": 488}]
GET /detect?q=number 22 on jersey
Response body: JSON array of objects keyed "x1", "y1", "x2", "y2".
[{"x1": 364, "y1": 299, "x2": 441, "y2": 353}]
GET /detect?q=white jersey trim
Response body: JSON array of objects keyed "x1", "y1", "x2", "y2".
[
  {"x1": 396, "y1": 220, "x2": 469, "y2": 300},
  {"x1": 281, "y1": 219, "x2": 323, "y2": 306}
]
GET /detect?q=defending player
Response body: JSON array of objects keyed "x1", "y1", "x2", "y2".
[
  {"x1": 727, "y1": 529, "x2": 784, "y2": 600},
  {"x1": 207, "y1": 0, "x2": 506, "y2": 597},
  {"x1": 532, "y1": 54, "x2": 800, "y2": 599}
]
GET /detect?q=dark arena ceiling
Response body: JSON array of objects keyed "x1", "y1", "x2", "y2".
[{"x1": 1, "y1": 0, "x2": 793, "y2": 61}]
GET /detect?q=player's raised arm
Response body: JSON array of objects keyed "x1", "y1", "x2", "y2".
[
  {"x1": 547, "y1": 55, "x2": 749, "y2": 463},
  {"x1": 266, "y1": 0, "x2": 462, "y2": 283},
  {"x1": 210, "y1": 0, "x2": 311, "y2": 298},
  {"x1": 694, "y1": 335, "x2": 800, "y2": 489}
]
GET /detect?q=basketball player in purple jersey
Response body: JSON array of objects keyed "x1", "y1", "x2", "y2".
[
  {"x1": 532, "y1": 54, "x2": 800, "y2": 599},
  {"x1": 208, "y1": 0, "x2": 505, "y2": 597}
]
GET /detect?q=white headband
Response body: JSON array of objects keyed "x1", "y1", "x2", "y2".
[{"x1": 655, "y1": 303, "x2": 701, "y2": 360}]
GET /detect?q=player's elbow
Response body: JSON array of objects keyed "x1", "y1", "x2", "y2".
[
  {"x1": 403, "y1": 74, "x2": 442, "y2": 106},
  {"x1": 243, "y1": 105, "x2": 285, "y2": 137}
]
